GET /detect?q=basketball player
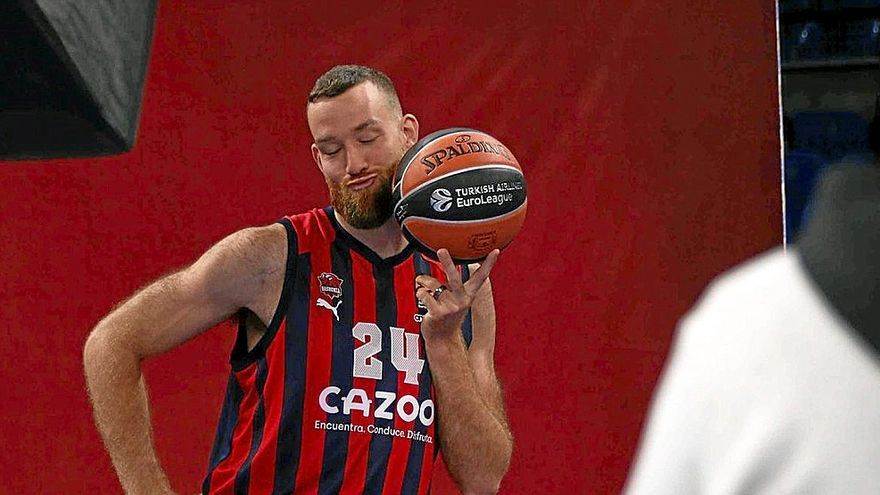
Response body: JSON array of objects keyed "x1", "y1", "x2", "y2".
[{"x1": 83, "y1": 65, "x2": 513, "y2": 494}]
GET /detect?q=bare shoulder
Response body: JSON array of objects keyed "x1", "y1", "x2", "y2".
[
  {"x1": 221, "y1": 223, "x2": 286, "y2": 266},
  {"x1": 190, "y1": 223, "x2": 288, "y2": 310},
  {"x1": 203, "y1": 223, "x2": 285, "y2": 266}
]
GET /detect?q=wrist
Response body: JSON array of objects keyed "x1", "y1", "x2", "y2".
[
  {"x1": 424, "y1": 334, "x2": 467, "y2": 367},
  {"x1": 422, "y1": 328, "x2": 466, "y2": 352}
]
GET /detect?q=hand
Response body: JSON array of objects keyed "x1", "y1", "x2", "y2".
[{"x1": 415, "y1": 248, "x2": 500, "y2": 344}]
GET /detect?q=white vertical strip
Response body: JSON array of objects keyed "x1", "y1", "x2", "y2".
[{"x1": 776, "y1": 0, "x2": 788, "y2": 249}]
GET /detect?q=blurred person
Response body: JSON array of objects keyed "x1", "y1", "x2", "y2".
[{"x1": 625, "y1": 161, "x2": 880, "y2": 494}]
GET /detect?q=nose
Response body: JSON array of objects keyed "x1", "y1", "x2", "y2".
[{"x1": 344, "y1": 146, "x2": 369, "y2": 176}]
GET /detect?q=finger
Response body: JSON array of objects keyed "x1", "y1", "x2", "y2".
[
  {"x1": 437, "y1": 249, "x2": 463, "y2": 290},
  {"x1": 416, "y1": 285, "x2": 442, "y2": 312},
  {"x1": 463, "y1": 249, "x2": 500, "y2": 294},
  {"x1": 415, "y1": 274, "x2": 442, "y2": 290}
]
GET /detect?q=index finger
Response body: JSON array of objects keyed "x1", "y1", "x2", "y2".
[
  {"x1": 437, "y1": 249, "x2": 463, "y2": 290},
  {"x1": 463, "y1": 249, "x2": 500, "y2": 295}
]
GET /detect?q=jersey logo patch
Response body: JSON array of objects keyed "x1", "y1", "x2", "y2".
[
  {"x1": 316, "y1": 298, "x2": 341, "y2": 321},
  {"x1": 318, "y1": 272, "x2": 343, "y2": 300}
]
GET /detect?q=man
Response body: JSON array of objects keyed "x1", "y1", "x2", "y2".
[
  {"x1": 624, "y1": 162, "x2": 880, "y2": 494},
  {"x1": 84, "y1": 65, "x2": 513, "y2": 494}
]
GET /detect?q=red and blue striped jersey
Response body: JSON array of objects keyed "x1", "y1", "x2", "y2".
[{"x1": 202, "y1": 207, "x2": 473, "y2": 494}]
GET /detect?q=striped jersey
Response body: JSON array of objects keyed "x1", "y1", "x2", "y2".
[{"x1": 202, "y1": 207, "x2": 472, "y2": 494}]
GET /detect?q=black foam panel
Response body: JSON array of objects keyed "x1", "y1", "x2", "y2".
[{"x1": 0, "y1": 0, "x2": 158, "y2": 160}]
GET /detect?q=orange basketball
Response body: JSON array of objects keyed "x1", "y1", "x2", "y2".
[{"x1": 392, "y1": 128, "x2": 527, "y2": 263}]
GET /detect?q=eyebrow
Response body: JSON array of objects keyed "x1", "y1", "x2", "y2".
[
  {"x1": 353, "y1": 118, "x2": 380, "y2": 132},
  {"x1": 315, "y1": 118, "x2": 381, "y2": 145}
]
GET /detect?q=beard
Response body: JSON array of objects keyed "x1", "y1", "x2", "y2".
[{"x1": 328, "y1": 159, "x2": 399, "y2": 230}]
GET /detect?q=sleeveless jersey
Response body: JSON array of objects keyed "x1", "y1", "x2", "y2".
[{"x1": 202, "y1": 207, "x2": 473, "y2": 495}]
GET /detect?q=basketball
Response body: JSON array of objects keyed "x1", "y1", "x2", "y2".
[{"x1": 392, "y1": 127, "x2": 528, "y2": 263}]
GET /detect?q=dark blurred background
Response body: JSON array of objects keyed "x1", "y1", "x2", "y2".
[{"x1": 780, "y1": 0, "x2": 880, "y2": 240}]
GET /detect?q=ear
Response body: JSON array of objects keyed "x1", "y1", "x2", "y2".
[
  {"x1": 311, "y1": 143, "x2": 324, "y2": 172},
  {"x1": 401, "y1": 114, "x2": 419, "y2": 148}
]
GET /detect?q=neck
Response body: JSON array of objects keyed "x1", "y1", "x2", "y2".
[
  {"x1": 797, "y1": 162, "x2": 880, "y2": 352},
  {"x1": 334, "y1": 211, "x2": 408, "y2": 259}
]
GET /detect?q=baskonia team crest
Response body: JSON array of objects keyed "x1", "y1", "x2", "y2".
[
  {"x1": 318, "y1": 272, "x2": 343, "y2": 300},
  {"x1": 316, "y1": 272, "x2": 344, "y2": 321}
]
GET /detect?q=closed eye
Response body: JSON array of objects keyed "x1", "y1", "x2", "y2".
[{"x1": 359, "y1": 136, "x2": 378, "y2": 144}]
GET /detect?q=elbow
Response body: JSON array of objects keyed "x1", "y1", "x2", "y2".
[
  {"x1": 461, "y1": 441, "x2": 513, "y2": 495},
  {"x1": 454, "y1": 461, "x2": 508, "y2": 495},
  {"x1": 83, "y1": 326, "x2": 113, "y2": 381},
  {"x1": 462, "y1": 485, "x2": 500, "y2": 495},
  {"x1": 83, "y1": 324, "x2": 138, "y2": 381},
  {"x1": 83, "y1": 327, "x2": 105, "y2": 370},
  {"x1": 460, "y1": 479, "x2": 502, "y2": 495}
]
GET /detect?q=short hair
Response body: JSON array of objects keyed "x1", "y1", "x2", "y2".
[{"x1": 308, "y1": 64, "x2": 402, "y2": 114}]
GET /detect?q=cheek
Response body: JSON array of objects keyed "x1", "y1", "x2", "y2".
[
  {"x1": 379, "y1": 140, "x2": 408, "y2": 165},
  {"x1": 320, "y1": 159, "x2": 345, "y2": 183},
  {"x1": 358, "y1": 147, "x2": 391, "y2": 168}
]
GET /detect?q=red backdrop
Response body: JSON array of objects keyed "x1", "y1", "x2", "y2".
[{"x1": 0, "y1": 0, "x2": 780, "y2": 493}]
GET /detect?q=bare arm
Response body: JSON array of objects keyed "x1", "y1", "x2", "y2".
[
  {"x1": 82, "y1": 224, "x2": 286, "y2": 494},
  {"x1": 416, "y1": 250, "x2": 513, "y2": 495},
  {"x1": 467, "y1": 273, "x2": 510, "y2": 430}
]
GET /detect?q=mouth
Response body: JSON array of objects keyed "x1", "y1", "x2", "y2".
[{"x1": 346, "y1": 173, "x2": 378, "y2": 191}]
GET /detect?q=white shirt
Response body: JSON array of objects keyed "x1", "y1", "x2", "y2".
[{"x1": 625, "y1": 248, "x2": 880, "y2": 495}]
